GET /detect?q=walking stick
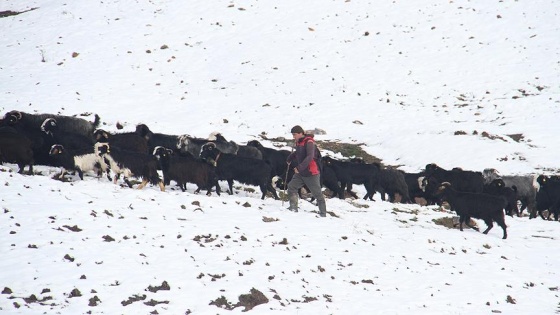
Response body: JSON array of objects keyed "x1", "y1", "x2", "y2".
[{"x1": 282, "y1": 162, "x2": 290, "y2": 206}]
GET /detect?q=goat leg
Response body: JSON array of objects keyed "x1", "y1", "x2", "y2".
[
  {"x1": 345, "y1": 184, "x2": 359, "y2": 199},
  {"x1": 458, "y1": 216, "x2": 465, "y2": 231},
  {"x1": 499, "y1": 223, "x2": 508, "y2": 239},
  {"x1": 260, "y1": 184, "x2": 267, "y2": 200},
  {"x1": 76, "y1": 168, "x2": 84, "y2": 180},
  {"x1": 214, "y1": 182, "x2": 221, "y2": 196},
  {"x1": 227, "y1": 179, "x2": 234, "y2": 195},
  {"x1": 461, "y1": 216, "x2": 478, "y2": 231},
  {"x1": 180, "y1": 183, "x2": 187, "y2": 192},
  {"x1": 18, "y1": 163, "x2": 25, "y2": 174},
  {"x1": 482, "y1": 220, "x2": 494, "y2": 235},
  {"x1": 124, "y1": 178, "x2": 133, "y2": 188},
  {"x1": 137, "y1": 179, "x2": 148, "y2": 190},
  {"x1": 465, "y1": 222, "x2": 479, "y2": 231},
  {"x1": 267, "y1": 182, "x2": 279, "y2": 200}
]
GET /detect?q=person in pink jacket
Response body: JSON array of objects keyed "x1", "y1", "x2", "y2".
[{"x1": 286, "y1": 125, "x2": 327, "y2": 217}]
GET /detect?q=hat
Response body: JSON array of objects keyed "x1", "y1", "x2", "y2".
[{"x1": 290, "y1": 125, "x2": 304, "y2": 134}]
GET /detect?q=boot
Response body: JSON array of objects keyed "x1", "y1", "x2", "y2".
[
  {"x1": 318, "y1": 198, "x2": 327, "y2": 217},
  {"x1": 288, "y1": 194, "x2": 299, "y2": 212}
]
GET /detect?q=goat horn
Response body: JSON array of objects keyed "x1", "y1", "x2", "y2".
[{"x1": 8, "y1": 110, "x2": 22, "y2": 120}]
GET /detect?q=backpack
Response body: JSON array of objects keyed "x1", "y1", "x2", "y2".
[{"x1": 304, "y1": 137, "x2": 323, "y2": 174}]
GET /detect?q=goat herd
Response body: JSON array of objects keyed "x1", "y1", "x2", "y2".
[{"x1": 1, "y1": 110, "x2": 559, "y2": 239}]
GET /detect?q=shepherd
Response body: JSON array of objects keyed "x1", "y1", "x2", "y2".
[{"x1": 286, "y1": 125, "x2": 327, "y2": 217}]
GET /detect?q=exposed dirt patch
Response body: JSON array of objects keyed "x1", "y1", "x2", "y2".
[
  {"x1": 121, "y1": 294, "x2": 146, "y2": 306},
  {"x1": 209, "y1": 295, "x2": 234, "y2": 310},
  {"x1": 259, "y1": 135, "x2": 383, "y2": 165},
  {"x1": 316, "y1": 141, "x2": 382, "y2": 164},
  {"x1": 506, "y1": 133, "x2": 524, "y2": 142},
  {"x1": 432, "y1": 216, "x2": 478, "y2": 230},
  {"x1": 209, "y1": 288, "x2": 269, "y2": 311},
  {"x1": 455, "y1": 130, "x2": 529, "y2": 144},
  {"x1": 236, "y1": 288, "x2": 269, "y2": 311},
  {"x1": 146, "y1": 281, "x2": 170, "y2": 293}
]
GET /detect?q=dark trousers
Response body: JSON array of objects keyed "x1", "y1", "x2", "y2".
[{"x1": 287, "y1": 173, "x2": 327, "y2": 216}]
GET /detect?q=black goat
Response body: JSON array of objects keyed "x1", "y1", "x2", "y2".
[
  {"x1": 177, "y1": 134, "x2": 213, "y2": 157},
  {"x1": 94, "y1": 129, "x2": 149, "y2": 154},
  {"x1": 246, "y1": 140, "x2": 291, "y2": 178},
  {"x1": 419, "y1": 175, "x2": 443, "y2": 204},
  {"x1": 236, "y1": 145, "x2": 263, "y2": 159},
  {"x1": 1, "y1": 113, "x2": 55, "y2": 166},
  {"x1": 422, "y1": 164, "x2": 484, "y2": 202},
  {"x1": 211, "y1": 133, "x2": 263, "y2": 160},
  {"x1": 0, "y1": 130, "x2": 34, "y2": 174},
  {"x1": 3, "y1": 110, "x2": 100, "y2": 141},
  {"x1": 482, "y1": 168, "x2": 537, "y2": 218},
  {"x1": 95, "y1": 143, "x2": 164, "y2": 191},
  {"x1": 535, "y1": 175, "x2": 560, "y2": 221},
  {"x1": 177, "y1": 132, "x2": 252, "y2": 158},
  {"x1": 483, "y1": 179, "x2": 519, "y2": 217},
  {"x1": 425, "y1": 163, "x2": 484, "y2": 193},
  {"x1": 320, "y1": 162, "x2": 345, "y2": 198},
  {"x1": 376, "y1": 168, "x2": 411, "y2": 203},
  {"x1": 42, "y1": 118, "x2": 94, "y2": 151},
  {"x1": 199, "y1": 142, "x2": 278, "y2": 200},
  {"x1": 136, "y1": 124, "x2": 181, "y2": 154},
  {"x1": 322, "y1": 156, "x2": 379, "y2": 201},
  {"x1": 153, "y1": 146, "x2": 220, "y2": 195},
  {"x1": 435, "y1": 182, "x2": 508, "y2": 239},
  {"x1": 208, "y1": 132, "x2": 241, "y2": 154},
  {"x1": 404, "y1": 171, "x2": 437, "y2": 205}
]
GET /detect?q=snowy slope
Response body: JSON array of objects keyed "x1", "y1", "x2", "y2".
[{"x1": 1, "y1": 1, "x2": 559, "y2": 314}]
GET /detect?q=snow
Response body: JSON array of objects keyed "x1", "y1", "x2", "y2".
[{"x1": 1, "y1": 0, "x2": 559, "y2": 314}]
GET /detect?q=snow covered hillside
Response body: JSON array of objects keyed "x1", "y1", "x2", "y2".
[{"x1": 1, "y1": 1, "x2": 559, "y2": 314}]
